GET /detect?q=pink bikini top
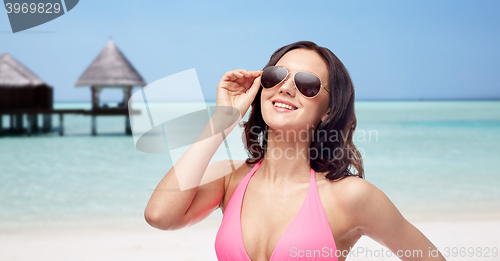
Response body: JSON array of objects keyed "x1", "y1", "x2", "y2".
[{"x1": 215, "y1": 158, "x2": 338, "y2": 260}]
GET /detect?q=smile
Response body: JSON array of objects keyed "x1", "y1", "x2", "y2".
[{"x1": 272, "y1": 101, "x2": 298, "y2": 111}]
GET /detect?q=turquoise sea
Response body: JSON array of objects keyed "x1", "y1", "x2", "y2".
[{"x1": 1, "y1": 101, "x2": 499, "y2": 231}]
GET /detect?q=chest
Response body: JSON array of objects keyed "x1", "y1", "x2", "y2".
[
  {"x1": 229, "y1": 176, "x2": 347, "y2": 261},
  {"x1": 241, "y1": 182, "x2": 309, "y2": 260}
]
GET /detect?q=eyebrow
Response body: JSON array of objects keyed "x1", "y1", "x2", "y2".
[{"x1": 274, "y1": 65, "x2": 318, "y2": 76}]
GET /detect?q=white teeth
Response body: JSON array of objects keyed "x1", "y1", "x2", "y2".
[{"x1": 273, "y1": 102, "x2": 295, "y2": 110}]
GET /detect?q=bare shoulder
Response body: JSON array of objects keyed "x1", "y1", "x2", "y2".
[
  {"x1": 333, "y1": 176, "x2": 380, "y2": 199},
  {"x1": 325, "y1": 176, "x2": 393, "y2": 217},
  {"x1": 327, "y1": 176, "x2": 404, "y2": 233}
]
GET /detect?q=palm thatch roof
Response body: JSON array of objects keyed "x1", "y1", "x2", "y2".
[
  {"x1": 0, "y1": 53, "x2": 48, "y2": 87},
  {"x1": 75, "y1": 40, "x2": 146, "y2": 87}
]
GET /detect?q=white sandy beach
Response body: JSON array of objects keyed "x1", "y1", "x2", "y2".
[{"x1": 1, "y1": 213, "x2": 499, "y2": 261}]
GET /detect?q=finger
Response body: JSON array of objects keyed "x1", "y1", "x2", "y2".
[
  {"x1": 237, "y1": 70, "x2": 261, "y2": 87},
  {"x1": 233, "y1": 71, "x2": 244, "y2": 77},
  {"x1": 234, "y1": 71, "x2": 258, "y2": 85},
  {"x1": 247, "y1": 70, "x2": 262, "y2": 78},
  {"x1": 231, "y1": 69, "x2": 248, "y2": 78},
  {"x1": 236, "y1": 69, "x2": 256, "y2": 77},
  {"x1": 242, "y1": 70, "x2": 261, "y2": 78},
  {"x1": 246, "y1": 76, "x2": 262, "y2": 101},
  {"x1": 222, "y1": 69, "x2": 254, "y2": 83},
  {"x1": 225, "y1": 71, "x2": 244, "y2": 81}
]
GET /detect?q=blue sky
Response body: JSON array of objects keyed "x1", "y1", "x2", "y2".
[{"x1": 1, "y1": 0, "x2": 499, "y2": 101}]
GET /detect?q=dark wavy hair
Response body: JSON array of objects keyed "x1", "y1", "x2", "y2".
[{"x1": 241, "y1": 41, "x2": 364, "y2": 180}]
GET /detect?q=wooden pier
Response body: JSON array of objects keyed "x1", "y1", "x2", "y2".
[
  {"x1": 1, "y1": 41, "x2": 146, "y2": 137},
  {"x1": 0, "y1": 108, "x2": 140, "y2": 136}
]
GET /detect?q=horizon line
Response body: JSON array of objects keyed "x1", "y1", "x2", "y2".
[{"x1": 53, "y1": 98, "x2": 500, "y2": 103}]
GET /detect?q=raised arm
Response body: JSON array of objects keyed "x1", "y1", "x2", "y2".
[
  {"x1": 144, "y1": 69, "x2": 262, "y2": 230},
  {"x1": 343, "y1": 177, "x2": 447, "y2": 261}
]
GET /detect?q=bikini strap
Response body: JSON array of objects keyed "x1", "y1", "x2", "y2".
[{"x1": 250, "y1": 158, "x2": 264, "y2": 175}]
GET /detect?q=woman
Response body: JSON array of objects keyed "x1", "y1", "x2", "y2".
[{"x1": 144, "y1": 41, "x2": 446, "y2": 261}]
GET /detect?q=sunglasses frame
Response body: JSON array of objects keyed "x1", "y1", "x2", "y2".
[{"x1": 260, "y1": 66, "x2": 330, "y2": 98}]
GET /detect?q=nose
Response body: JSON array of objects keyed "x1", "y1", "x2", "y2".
[{"x1": 278, "y1": 72, "x2": 296, "y2": 97}]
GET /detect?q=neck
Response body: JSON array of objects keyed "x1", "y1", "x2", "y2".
[{"x1": 258, "y1": 127, "x2": 314, "y2": 184}]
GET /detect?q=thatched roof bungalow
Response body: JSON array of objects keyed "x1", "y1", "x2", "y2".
[
  {"x1": 75, "y1": 40, "x2": 146, "y2": 110},
  {"x1": 0, "y1": 53, "x2": 53, "y2": 109}
]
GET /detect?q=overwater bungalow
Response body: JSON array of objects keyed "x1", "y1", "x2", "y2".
[
  {"x1": 0, "y1": 40, "x2": 144, "y2": 136},
  {"x1": 0, "y1": 53, "x2": 53, "y2": 134},
  {"x1": 75, "y1": 40, "x2": 146, "y2": 135}
]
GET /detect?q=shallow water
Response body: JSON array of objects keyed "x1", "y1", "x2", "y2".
[{"x1": 0, "y1": 101, "x2": 499, "y2": 230}]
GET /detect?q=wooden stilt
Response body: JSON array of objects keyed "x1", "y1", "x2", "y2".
[
  {"x1": 32, "y1": 113, "x2": 38, "y2": 132},
  {"x1": 26, "y1": 114, "x2": 32, "y2": 136},
  {"x1": 91, "y1": 115, "x2": 97, "y2": 136},
  {"x1": 10, "y1": 113, "x2": 14, "y2": 132},
  {"x1": 0, "y1": 114, "x2": 3, "y2": 135},
  {"x1": 14, "y1": 114, "x2": 18, "y2": 132},
  {"x1": 42, "y1": 114, "x2": 52, "y2": 133},
  {"x1": 59, "y1": 113, "x2": 64, "y2": 136},
  {"x1": 14, "y1": 114, "x2": 23, "y2": 132},
  {"x1": 125, "y1": 115, "x2": 131, "y2": 135}
]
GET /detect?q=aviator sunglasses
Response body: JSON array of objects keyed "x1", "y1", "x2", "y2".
[{"x1": 260, "y1": 66, "x2": 330, "y2": 98}]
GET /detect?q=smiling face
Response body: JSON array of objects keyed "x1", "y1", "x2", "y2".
[{"x1": 261, "y1": 48, "x2": 331, "y2": 132}]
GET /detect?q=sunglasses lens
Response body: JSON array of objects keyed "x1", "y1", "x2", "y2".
[
  {"x1": 261, "y1": 67, "x2": 287, "y2": 89},
  {"x1": 295, "y1": 71, "x2": 321, "y2": 97}
]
